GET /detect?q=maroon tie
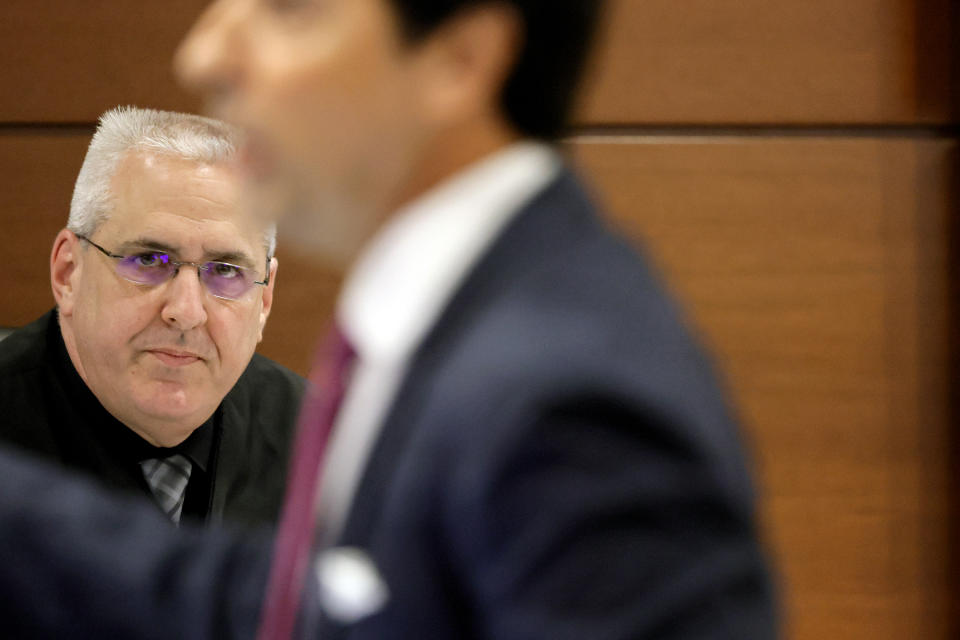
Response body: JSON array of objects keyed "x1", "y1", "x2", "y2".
[{"x1": 256, "y1": 325, "x2": 356, "y2": 640}]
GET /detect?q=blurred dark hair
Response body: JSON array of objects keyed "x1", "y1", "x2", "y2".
[{"x1": 388, "y1": 0, "x2": 606, "y2": 140}]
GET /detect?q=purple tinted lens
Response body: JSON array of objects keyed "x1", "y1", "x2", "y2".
[
  {"x1": 200, "y1": 262, "x2": 254, "y2": 299},
  {"x1": 116, "y1": 253, "x2": 173, "y2": 285},
  {"x1": 113, "y1": 253, "x2": 255, "y2": 300}
]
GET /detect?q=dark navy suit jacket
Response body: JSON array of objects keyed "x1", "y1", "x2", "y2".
[
  {"x1": 0, "y1": 167, "x2": 776, "y2": 639},
  {"x1": 326, "y1": 168, "x2": 775, "y2": 638}
]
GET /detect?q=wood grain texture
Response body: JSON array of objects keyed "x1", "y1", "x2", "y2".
[
  {"x1": 0, "y1": 0, "x2": 206, "y2": 122},
  {"x1": 577, "y1": 0, "x2": 958, "y2": 125},
  {"x1": 0, "y1": 131, "x2": 91, "y2": 326},
  {"x1": 0, "y1": 0, "x2": 955, "y2": 125},
  {"x1": 572, "y1": 138, "x2": 958, "y2": 639}
]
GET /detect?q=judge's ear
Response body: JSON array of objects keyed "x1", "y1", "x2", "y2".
[
  {"x1": 50, "y1": 229, "x2": 83, "y2": 317},
  {"x1": 257, "y1": 257, "x2": 278, "y2": 342},
  {"x1": 414, "y1": 4, "x2": 523, "y2": 127}
]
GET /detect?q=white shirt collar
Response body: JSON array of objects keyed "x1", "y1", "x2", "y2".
[{"x1": 337, "y1": 141, "x2": 562, "y2": 365}]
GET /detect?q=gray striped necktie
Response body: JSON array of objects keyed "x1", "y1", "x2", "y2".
[{"x1": 140, "y1": 453, "x2": 192, "y2": 524}]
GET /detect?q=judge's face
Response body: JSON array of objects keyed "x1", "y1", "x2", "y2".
[
  {"x1": 52, "y1": 151, "x2": 277, "y2": 447},
  {"x1": 176, "y1": 0, "x2": 431, "y2": 266}
]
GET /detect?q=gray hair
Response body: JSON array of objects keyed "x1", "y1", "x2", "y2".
[{"x1": 69, "y1": 106, "x2": 276, "y2": 257}]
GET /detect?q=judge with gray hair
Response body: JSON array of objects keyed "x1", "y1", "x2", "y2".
[{"x1": 0, "y1": 105, "x2": 303, "y2": 527}]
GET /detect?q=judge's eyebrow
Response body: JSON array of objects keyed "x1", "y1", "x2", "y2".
[
  {"x1": 204, "y1": 250, "x2": 255, "y2": 269},
  {"x1": 115, "y1": 238, "x2": 180, "y2": 256}
]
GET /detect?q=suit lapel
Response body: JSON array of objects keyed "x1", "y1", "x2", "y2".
[{"x1": 335, "y1": 167, "x2": 605, "y2": 547}]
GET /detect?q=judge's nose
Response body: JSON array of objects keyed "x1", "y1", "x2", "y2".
[{"x1": 160, "y1": 268, "x2": 209, "y2": 332}]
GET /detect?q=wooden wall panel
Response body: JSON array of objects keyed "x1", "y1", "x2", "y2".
[
  {"x1": 0, "y1": 131, "x2": 91, "y2": 325},
  {"x1": 0, "y1": 0, "x2": 205, "y2": 122},
  {"x1": 1, "y1": 0, "x2": 955, "y2": 125},
  {"x1": 257, "y1": 251, "x2": 342, "y2": 370},
  {"x1": 579, "y1": 0, "x2": 958, "y2": 125},
  {"x1": 572, "y1": 138, "x2": 957, "y2": 639}
]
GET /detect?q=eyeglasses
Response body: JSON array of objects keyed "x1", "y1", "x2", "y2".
[{"x1": 77, "y1": 234, "x2": 270, "y2": 301}]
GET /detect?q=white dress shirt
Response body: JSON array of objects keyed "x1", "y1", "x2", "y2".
[{"x1": 316, "y1": 142, "x2": 562, "y2": 542}]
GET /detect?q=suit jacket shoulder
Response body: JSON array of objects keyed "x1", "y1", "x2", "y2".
[{"x1": 336, "y1": 167, "x2": 776, "y2": 639}]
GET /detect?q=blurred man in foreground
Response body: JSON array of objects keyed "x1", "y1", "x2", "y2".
[
  {"x1": 177, "y1": 0, "x2": 777, "y2": 637},
  {"x1": 0, "y1": 106, "x2": 302, "y2": 526},
  {"x1": 0, "y1": 0, "x2": 776, "y2": 638}
]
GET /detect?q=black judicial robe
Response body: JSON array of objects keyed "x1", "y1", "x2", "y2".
[{"x1": 0, "y1": 310, "x2": 304, "y2": 527}]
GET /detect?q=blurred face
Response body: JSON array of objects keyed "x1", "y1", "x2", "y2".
[
  {"x1": 53, "y1": 151, "x2": 277, "y2": 447},
  {"x1": 176, "y1": 0, "x2": 433, "y2": 266}
]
